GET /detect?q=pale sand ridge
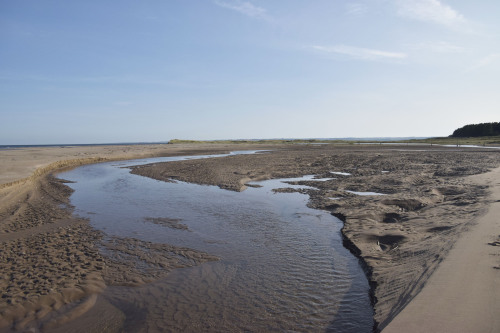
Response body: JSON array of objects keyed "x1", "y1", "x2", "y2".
[{"x1": 383, "y1": 166, "x2": 500, "y2": 333}]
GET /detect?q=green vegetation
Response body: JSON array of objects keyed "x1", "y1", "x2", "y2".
[
  {"x1": 400, "y1": 122, "x2": 500, "y2": 146},
  {"x1": 450, "y1": 122, "x2": 500, "y2": 138}
]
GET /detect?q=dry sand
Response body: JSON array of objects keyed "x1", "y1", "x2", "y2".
[
  {"x1": 383, "y1": 166, "x2": 500, "y2": 333},
  {"x1": 1, "y1": 143, "x2": 499, "y2": 332}
]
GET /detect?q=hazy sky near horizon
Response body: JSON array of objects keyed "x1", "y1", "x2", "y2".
[{"x1": 1, "y1": 0, "x2": 499, "y2": 144}]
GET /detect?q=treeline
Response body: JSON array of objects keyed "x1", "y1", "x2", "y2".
[{"x1": 450, "y1": 122, "x2": 500, "y2": 137}]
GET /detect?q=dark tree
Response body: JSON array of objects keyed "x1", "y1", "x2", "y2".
[{"x1": 450, "y1": 122, "x2": 500, "y2": 137}]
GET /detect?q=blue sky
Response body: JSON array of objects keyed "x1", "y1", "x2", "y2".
[{"x1": 1, "y1": 0, "x2": 499, "y2": 144}]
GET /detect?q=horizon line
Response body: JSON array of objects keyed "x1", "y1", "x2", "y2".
[{"x1": 0, "y1": 136, "x2": 438, "y2": 147}]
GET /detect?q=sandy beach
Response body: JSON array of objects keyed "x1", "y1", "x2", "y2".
[
  {"x1": 1, "y1": 143, "x2": 499, "y2": 332},
  {"x1": 383, "y1": 166, "x2": 500, "y2": 332}
]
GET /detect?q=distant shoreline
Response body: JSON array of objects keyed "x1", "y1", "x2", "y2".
[
  {"x1": 0, "y1": 142, "x2": 170, "y2": 150},
  {"x1": 0, "y1": 138, "x2": 425, "y2": 149},
  {"x1": 3, "y1": 135, "x2": 500, "y2": 148}
]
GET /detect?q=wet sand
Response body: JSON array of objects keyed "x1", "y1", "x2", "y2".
[
  {"x1": 131, "y1": 144, "x2": 500, "y2": 331},
  {"x1": 1, "y1": 143, "x2": 499, "y2": 331},
  {"x1": 0, "y1": 144, "x2": 253, "y2": 332}
]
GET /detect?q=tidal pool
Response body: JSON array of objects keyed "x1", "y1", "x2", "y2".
[
  {"x1": 331, "y1": 171, "x2": 352, "y2": 176},
  {"x1": 59, "y1": 152, "x2": 373, "y2": 332},
  {"x1": 346, "y1": 191, "x2": 386, "y2": 196}
]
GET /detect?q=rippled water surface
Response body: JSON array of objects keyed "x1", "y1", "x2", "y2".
[{"x1": 60, "y1": 152, "x2": 373, "y2": 332}]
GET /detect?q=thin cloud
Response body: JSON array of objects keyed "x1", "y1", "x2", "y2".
[
  {"x1": 312, "y1": 45, "x2": 407, "y2": 61},
  {"x1": 407, "y1": 41, "x2": 465, "y2": 53},
  {"x1": 346, "y1": 3, "x2": 369, "y2": 16},
  {"x1": 395, "y1": 0, "x2": 465, "y2": 26},
  {"x1": 467, "y1": 53, "x2": 500, "y2": 72},
  {"x1": 214, "y1": 0, "x2": 267, "y2": 19}
]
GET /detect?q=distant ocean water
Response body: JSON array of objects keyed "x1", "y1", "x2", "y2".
[
  {"x1": 0, "y1": 142, "x2": 170, "y2": 149},
  {"x1": 324, "y1": 137, "x2": 429, "y2": 141},
  {"x1": 235, "y1": 137, "x2": 429, "y2": 142}
]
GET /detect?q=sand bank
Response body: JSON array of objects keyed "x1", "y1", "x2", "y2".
[
  {"x1": 1, "y1": 143, "x2": 499, "y2": 331},
  {"x1": 383, "y1": 166, "x2": 500, "y2": 333},
  {"x1": 0, "y1": 143, "x2": 254, "y2": 187},
  {"x1": 131, "y1": 144, "x2": 500, "y2": 330}
]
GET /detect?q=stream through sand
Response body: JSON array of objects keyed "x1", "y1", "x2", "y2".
[{"x1": 59, "y1": 151, "x2": 373, "y2": 332}]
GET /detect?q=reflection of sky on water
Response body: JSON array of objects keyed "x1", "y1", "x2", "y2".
[{"x1": 58, "y1": 151, "x2": 373, "y2": 332}]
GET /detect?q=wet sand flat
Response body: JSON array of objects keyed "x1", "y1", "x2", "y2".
[
  {"x1": 131, "y1": 144, "x2": 500, "y2": 330},
  {"x1": 1, "y1": 143, "x2": 499, "y2": 331}
]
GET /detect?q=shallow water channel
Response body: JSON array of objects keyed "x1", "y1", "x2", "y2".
[{"x1": 59, "y1": 151, "x2": 373, "y2": 332}]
